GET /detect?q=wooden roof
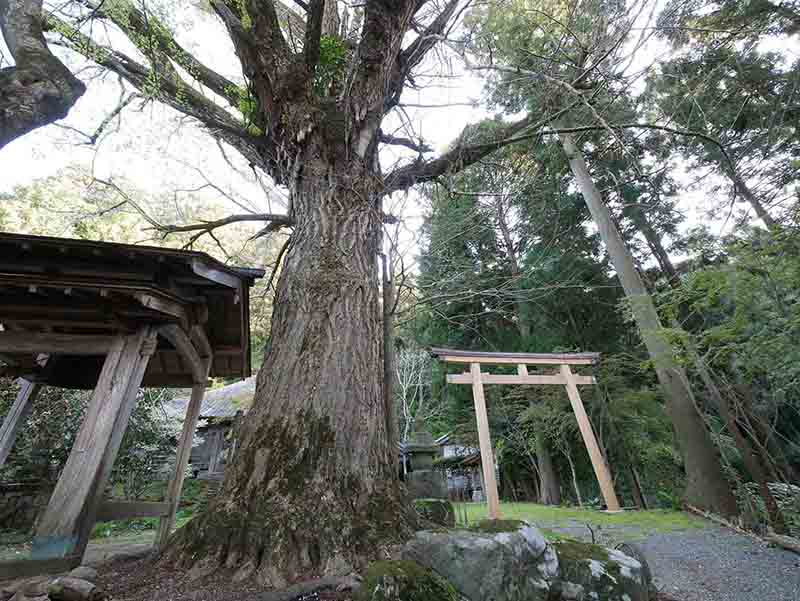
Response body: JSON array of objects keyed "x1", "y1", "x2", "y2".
[{"x1": 0, "y1": 233, "x2": 264, "y2": 388}]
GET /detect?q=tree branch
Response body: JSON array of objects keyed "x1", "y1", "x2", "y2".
[
  {"x1": 383, "y1": 112, "x2": 542, "y2": 192},
  {"x1": 305, "y1": 0, "x2": 324, "y2": 68},
  {"x1": 379, "y1": 130, "x2": 433, "y2": 153},
  {"x1": 78, "y1": 0, "x2": 241, "y2": 105},
  {"x1": 386, "y1": 0, "x2": 461, "y2": 109},
  {"x1": 151, "y1": 212, "x2": 295, "y2": 239},
  {"x1": 0, "y1": 0, "x2": 86, "y2": 149},
  {"x1": 47, "y1": 15, "x2": 267, "y2": 169}
]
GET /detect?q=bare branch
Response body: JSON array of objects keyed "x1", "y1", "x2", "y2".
[
  {"x1": 152, "y1": 212, "x2": 294, "y2": 237},
  {"x1": 379, "y1": 130, "x2": 433, "y2": 153}
]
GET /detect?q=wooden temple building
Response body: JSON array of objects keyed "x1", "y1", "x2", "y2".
[{"x1": 0, "y1": 233, "x2": 262, "y2": 576}]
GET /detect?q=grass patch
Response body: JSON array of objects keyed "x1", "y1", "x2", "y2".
[{"x1": 454, "y1": 502, "x2": 705, "y2": 535}]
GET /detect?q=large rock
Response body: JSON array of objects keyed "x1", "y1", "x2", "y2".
[
  {"x1": 66, "y1": 567, "x2": 97, "y2": 583},
  {"x1": 356, "y1": 560, "x2": 458, "y2": 601},
  {"x1": 400, "y1": 519, "x2": 650, "y2": 601},
  {"x1": 402, "y1": 520, "x2": 557, "y2": 601},
  {"x1": 553, "y1": 540, "x2": 650, "y2": 601},
  {"x1": 413, "y1": 499, "x2": 455, "y2": 528},
  {"x1": 47, "y1": 577, "x2": 104, "y2": 601}
]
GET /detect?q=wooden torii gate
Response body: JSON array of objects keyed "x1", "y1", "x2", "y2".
[
  {"x1": 430, "y1": 348, "x2": 620, "y2": 519},
  {"x1": 0, "y1": 233, "x2": 262, "y2": 578}
]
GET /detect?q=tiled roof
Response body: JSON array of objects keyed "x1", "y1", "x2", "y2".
[{"x1": 169, "y1": 376, "x2": 256, "y2": 420}]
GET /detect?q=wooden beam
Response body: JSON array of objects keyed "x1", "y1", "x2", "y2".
[
  {"x1": 156, "y1": 376, "x2": 209, "y2": 548},
  {"x1": 133, "y1": 293, "x2": 187, "y2": 322},
  {"x1": 0, "y1": 556, "x2": 81, "y2": 580},
  {"x1": 95, "y1": 501, "x2": 170, "y2": 522},
  {"x1": 158, "y1": 325, "x2": 205, "y2": 384},
  {"x1": 447, "y1": 373, "x2": 596, "y2": 386},
  {"x1": 32, "y1": 327, "x2": 157, "y2": 560},
  {"x1": 560, "y1": 364, "x2": 621, "y2": 512},
  {"x1": 190, "y1": 324, "x2": 213, "y2": 360},
  {"x1": 0, "y1": 332, "x2": 114, "y2": 355},
  {"x1": 470, "y1": 363, "x2": 501, "y2": 520},
  {"x1": 0, "y1": 379, "x2": 43, "y2": 469},
  {"x1": 431, "y1": 347, "x2": 599, "y2": 365},
  {"x1": 190, "y1": 257, "x2": 241, "y2": 289}
]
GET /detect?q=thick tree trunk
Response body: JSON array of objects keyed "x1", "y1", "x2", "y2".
[
  {"x1": 165, "y1": 153, "x2": 412, "y2": 584},
  {"x1": 536, "y1": 435, "x2": 561, "y2": 505},
  {"x1": 559, "y1": 133, "x2": 738, "y2": 517}
]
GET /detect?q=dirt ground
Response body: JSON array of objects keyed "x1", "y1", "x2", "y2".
[{"x1": 94, "y1": 552, "x2": 353, "y2": 601}]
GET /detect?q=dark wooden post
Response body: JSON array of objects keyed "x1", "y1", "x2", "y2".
[
  {"x1": 0, "y1": 379, "x2": 43, "y2": 469},
  {"x1": 32, "y1": 327, "x2": 157, "y2": 559},
  {"x1": 156, "y1": 380, "x2": 208, "y2": 548}
]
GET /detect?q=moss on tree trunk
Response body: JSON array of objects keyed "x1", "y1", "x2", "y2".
[{"x1": 163, "y1": 151, "x2": 415, "y2": 584}]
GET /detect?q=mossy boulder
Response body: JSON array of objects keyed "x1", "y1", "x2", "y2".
[
  {"x1": 401, "y1": 521, "x2": 557, "y2": 600},
  {"x1": 552, "y1": 540, "x2": 650, "y2": 601},
  {"x1": 413, "y1": 498, "x2": 455, "y2": 528},
  {"x1": 356, "y1": 560, "x2": 458, "y2": 601},
  {"x1": 400, "y1": 522, "x2": 651, "y2": 601}
]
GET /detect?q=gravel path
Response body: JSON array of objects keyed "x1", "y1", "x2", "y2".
[{"x1": 639, "y1": 526, "x2": 800, "y2": 601}]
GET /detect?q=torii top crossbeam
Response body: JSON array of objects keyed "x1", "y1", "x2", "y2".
[
  {"x1": 429, "y1": 347, "x2": 600, "y2": 365},
  {"x1": 430, "y1": 347, "x2": 620, "y2": 518}
]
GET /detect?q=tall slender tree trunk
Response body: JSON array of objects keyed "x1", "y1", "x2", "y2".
[
  {"x1": 693, "y1": 358, "x2": 786, "y2": 533},
  {"x1": 721, "y1": 161, "x2": 778, "y2": 229},
  {"x1": 166, "y1": 151, "x2": 412, "y2": 584},
  {"x1": 495, "y1": 197, "x2": 562, "y2": 505},
  {"x1": 536, "y1": 435, "x2": 561, "y2": 505},
  {"x1": 563, "y1": 448, "x2": 582, "y2": 506},
  {"x1": 559, "y1": 133, "x2": 738, "y2": 517}
]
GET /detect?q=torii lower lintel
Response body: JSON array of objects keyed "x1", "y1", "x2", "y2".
[{"x1": 431, "y1": 348, "x2": 621, "y2": 519}]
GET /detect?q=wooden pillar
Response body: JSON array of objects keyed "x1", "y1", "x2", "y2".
[
  {"x1": 207, "y1": 429, "x2": 222, "y2": 474},
  {"x1": 156, "y1": 380, "x2": 207, "y2": 548},
  {"x1": 0, "y1": 379, "x2": 43, "y2": 469},
  {"x1": 470, "y1": 363, "x2": 501, "y2": 520},
  {"x1": 32, "y1": 327, "x2": 157, "y2": 559},
  {"x1": 560, "y1": 364, "x2": 621, "y2": 511}
]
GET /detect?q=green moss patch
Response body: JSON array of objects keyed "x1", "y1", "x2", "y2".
[
  {"x1": 552, "y1": 539, "x2": 610, "y2": 563},
  {"x1": 467, "y1": 518, "x2": 527, "y2": 534},
  {"x1": 358, "y1": 560, "x2": 458, "y2": 601}
]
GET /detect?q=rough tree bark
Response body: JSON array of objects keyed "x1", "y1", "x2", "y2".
[
  {"x1": 559, "y1": 132, "x2": 739, "y2": 517},
  {"x1": 0, "y1": 0, "x2": 85, "y2": 148},
  {"x1": 165, "y1": 149, "x2": 412, "y2": 584}
]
